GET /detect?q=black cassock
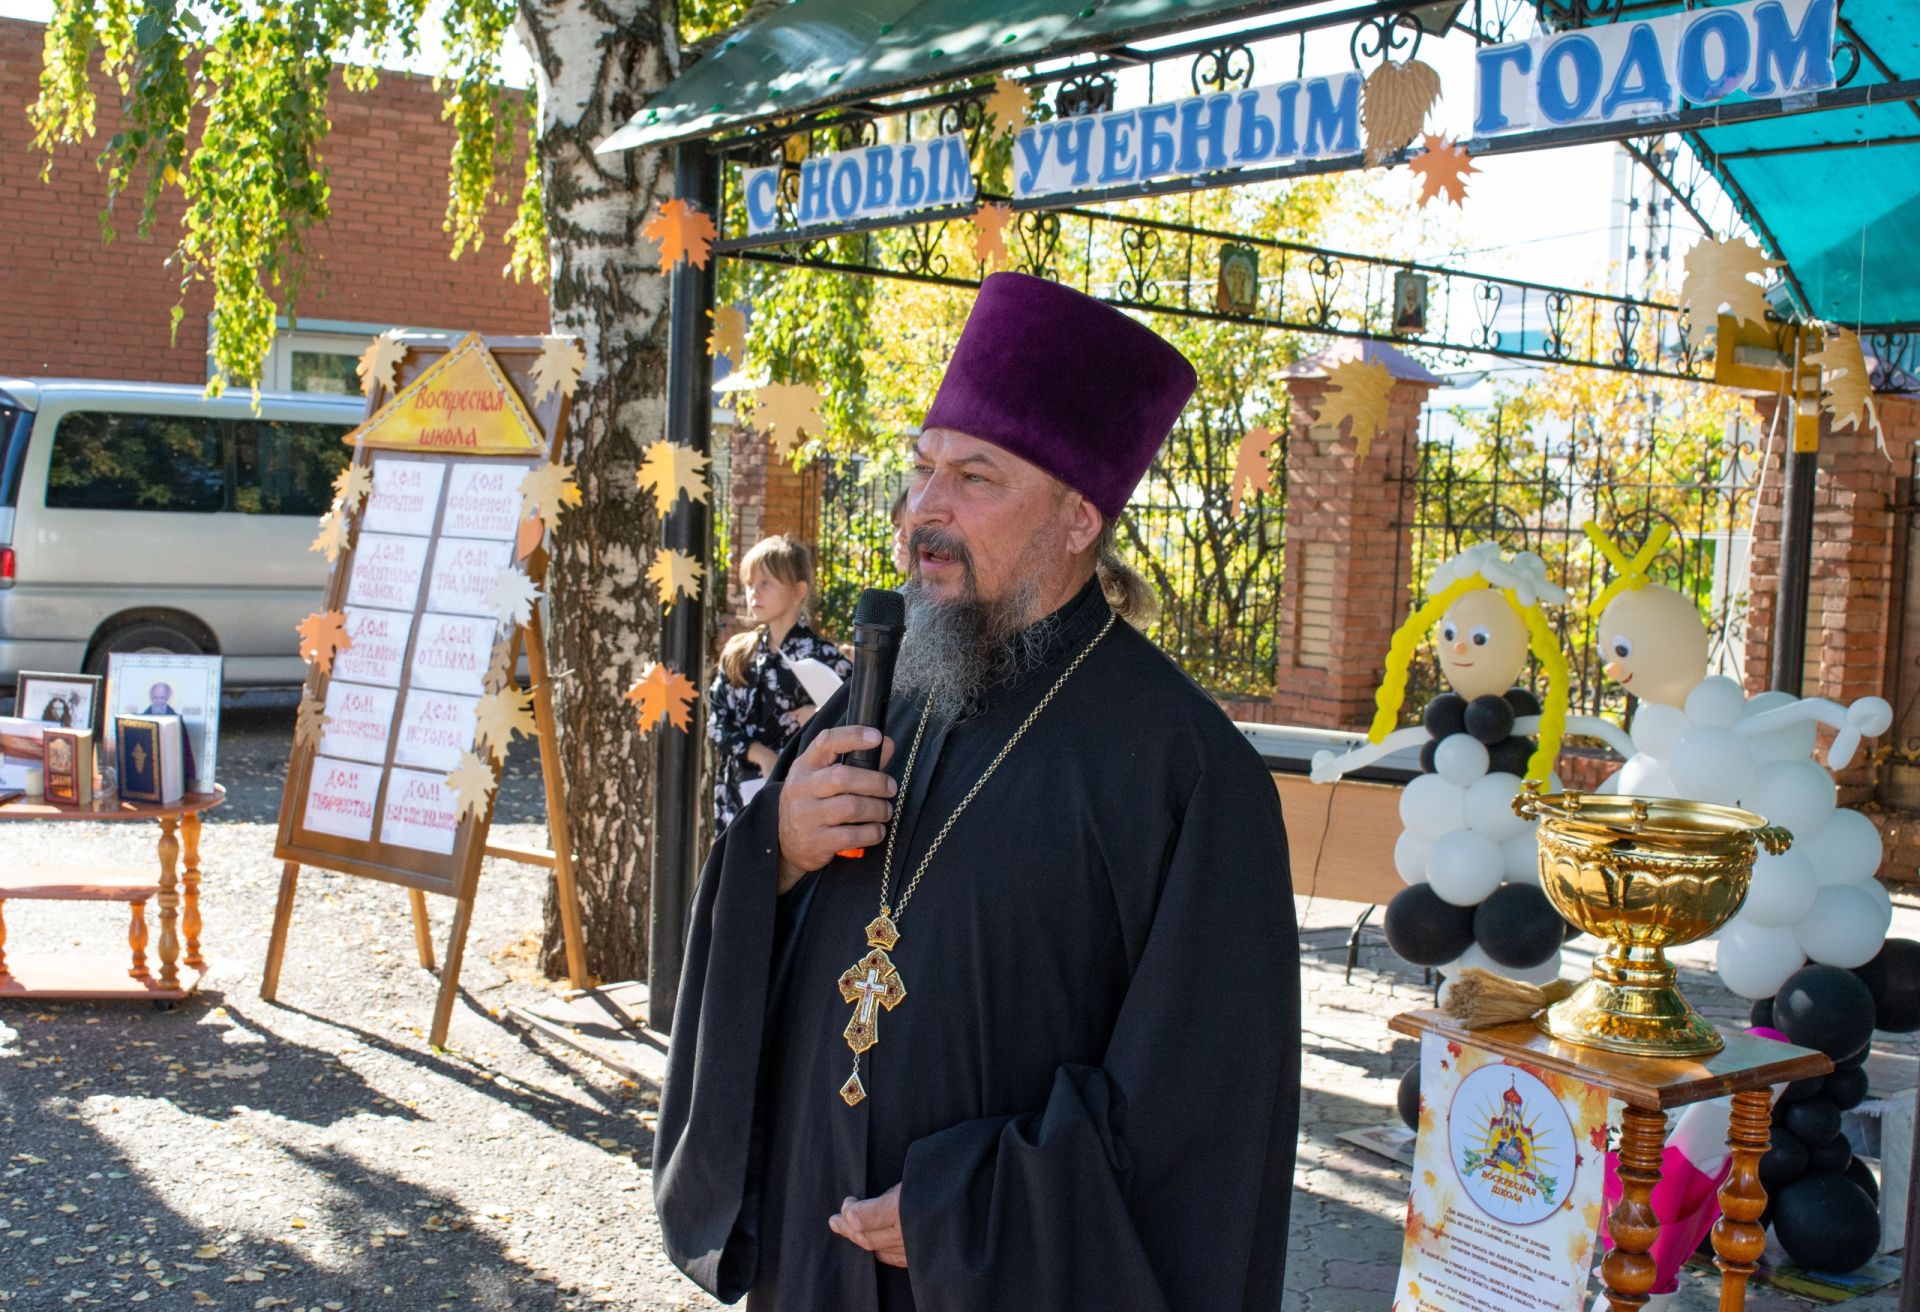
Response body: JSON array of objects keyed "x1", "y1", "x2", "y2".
[{"x1": 655, "y1": 580, "x2": 1300, "y2": 1311}]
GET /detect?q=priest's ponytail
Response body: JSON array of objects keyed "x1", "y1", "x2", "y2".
[{"x1": 1094, "y1": 519, "x2": 1159, "y2": 628}]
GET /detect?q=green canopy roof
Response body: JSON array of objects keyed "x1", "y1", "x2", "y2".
[{"x1": 596, "y1": 0, "x2": 1300, "y2": 154}]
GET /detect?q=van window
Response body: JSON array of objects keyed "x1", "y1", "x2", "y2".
[
  {"x1": 233, "y1": 419, "x2": 351, "y2": 515},
  {"x1": 46, "y1": 410, "x2": 352, "y2": 515},
  {"x1": 47, "y1": 411, "x2": 226, "y2": 512},
  {"x1": 0, "y1": 402, "x2": 30, "y2": 508}
]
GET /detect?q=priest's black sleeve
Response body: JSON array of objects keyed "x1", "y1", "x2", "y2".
[{"x1": 896, "y1": 760, "x2": 1299, "y2": 1312}]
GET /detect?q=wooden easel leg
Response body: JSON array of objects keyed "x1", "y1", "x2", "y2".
[
  {"x1": 156, "y1": 816, "x2": 181, "y2": 990},
  {"x1": 1604, "y1": 1105, "x2": 1666, "y2": 1312},
  {"x1": 429, "y1": 895, "x2": 477, "y2": 1049},
  {"x1": 527, "y1": 606, "x2": 589, "y2": 989},
  {"x1": 260, "y1": 861, "x2": 301, "y2": 1002},
  {"x1": 1713, "y1": 1089, "x2": 1773, "y2": 1312},
  {"x1": 408, "y1": 890, "x2": 437, "y2": 971},
  {"x1": 0, "y1": 897, "x2": 9, "y2": 979},
  {"x1": 180, "y1": 812, "x2": 205, "y2": 971}
]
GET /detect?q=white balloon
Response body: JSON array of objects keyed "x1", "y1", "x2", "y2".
[
  {"x1": 1670, "y1": 726, "x2": 1754, "y2": 806},
  {"x1": 1503, "y1": 833, "x2": 1541, "y2": 884},
  {"x1": 1596, "y1": 772, "x2": 1622, "y2": 795},
  {"x1": 1426, "y1": 830, "x2": 1505, "y2": 907},
  {"x1": 1795, "y1": 882, "x2": 1895, "y2": 969},
  {"x1": 1435, "y1": 733, "x2": 1491, "y2": 787},
  {"x1": 1799, "y1": 808, "x2": 1883, "y2": 886},
  {"x1": 1715, "y1": 921, "x2": 1807, "y2": 1000},
  {"x1": 1463, "y1": 773, "x2": 1529, "y2": 841},
  {"x1": 1452, "y1": 943, "x2": 1497, "y2": 976},
  {"x1": 1742, "y1": 690, "x2": 1819, "y2": 762},
  {"x1": 1685, "y1": 675, "x2": 1748, "y2": 728},
  {"x1": 1436, "y1": 975, "x2": 1458, "y2": 1010},
  {"x1": 1394, "y1": 830, "x2": 1433, "y2": 885},
  {"x1": 1631, "y1": 703, "x2": 1691, "y2": 760},
  {"x1": 1513, "y1": 950, "x2": 1564, "y2": 986},
  {"x1": 1401, "y1": 773, "x2": 1467, "y2": 840},
  {"x1": 1740, "y1": 759, "x2": 1837, "y2": 838},
  {"x1": 1545, "y1": 771, "x2": 1565, "y2": 794},
  {"x1": 1738, "y1": 850, "x2": 1818, "y2": 928},
  {"x1": 1616, "y1": 754, "x2": 1679, "y2": 798}
]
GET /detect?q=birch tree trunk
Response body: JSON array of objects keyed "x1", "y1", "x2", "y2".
[{"x1": 515, "y1": 0, "x2": 675, "y2": 981}]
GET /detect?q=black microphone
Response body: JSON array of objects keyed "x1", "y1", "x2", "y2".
[{"x1": 841, "y1": 587, "x2": 905, "y2": 772}]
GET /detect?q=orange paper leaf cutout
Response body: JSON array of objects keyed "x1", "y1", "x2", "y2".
[
  {"x1": 331, "y1": 463, "x2": 373, "y2": 509},
  {"x1": 970, "y1": 203, "x2": 1013, "y2": 271},
  {"x1": 309, "y1": 507, "x2": 350, "y2": 563},
  {"x1": 1230, "y1": 426, "x2": 1280, "y2": 517},
  {"x1": 473, "y1": 686, "x2": 537, "y2": 763},
  {"x1": 1408, "y1": 135, "x2": 1477, "y2": 208},
  {"x1": 515, "y1": 516, "x2": 545, "y2": 561},
  {"x1": 1314, "y1": 359, "x2": 1395, "y2": 457},
  {"x1": 1680, "y1": 236, "x2": 1779, "y2": 331},
  {"x1": 625, "y1": 663, "x2": 699, "y2": 734},
  {"x1": 984, "y1": 75, "x2": 1033, "y2": 136},
  {"x1": 644, "y1": 199, "x2": 718, "y2": 272},
  {"x1": 294, "y1": 689, "x2": 330, "y2": 748},
  {"x1": 518, "y1": 462, "x2": 582, "y2": 529},
  {"x1": 1808, "y1": 326, "x2": 1880, "y2": 437},
  {"x1": 637, "y1": 439, "x2": 711, "y2": 517},
  {"x1": 357, "y1": 330, "x2": 407, "y2": 397},
  {"x1": 748, "y1": 382, "x2": 826, "y2": 459},
  {"x1": 444, "y1": 751, "x2": 497, "y2": 820},
  {"x1": 649, "y1": 547, "x2": 705, "y2": 609},
  {"x1": 1362, "y1": 59, "x2": 1441, "y2": 165},
  {"x1": 296, "y1": 610, "x2": 353, "y2": 674},
  {"x1": 530, "y1": 335, "x2": 586, "y2": 404},
  {"x1": 707, "y1": 305, "x2": 748, "y2": 364}
]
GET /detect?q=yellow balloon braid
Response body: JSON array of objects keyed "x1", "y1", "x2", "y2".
[
  {"x1": 1583, "y1": 520, "x2": 1674, "y2": 618},
  {"x1": 1368, "y1": 576, "x2": 1571, "y2": 786}
]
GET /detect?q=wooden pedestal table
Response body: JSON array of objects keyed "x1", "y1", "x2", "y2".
[
  {"x1": 1391, "y1": 1009, "x2": 1832, "y2": 1312},
  {"x1": 0, "y1": 790, "x2": 225, "y2": 1002}
]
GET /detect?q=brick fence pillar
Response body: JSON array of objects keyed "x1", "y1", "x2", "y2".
[
  {"x1": 1269, "y1": 342, "x2": 1440, "y2": 730},
  {"x1": 721, "y1": 418, "x2": 819, "y2": 618}
]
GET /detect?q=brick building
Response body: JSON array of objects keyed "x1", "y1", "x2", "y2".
[{"x1": 0, "y1": 17, "x2": 546, "y2": 388}]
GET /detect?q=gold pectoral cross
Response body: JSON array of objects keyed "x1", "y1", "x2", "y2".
[{"x1": 837, "y1": 915, "x2": 905, "y2": 1106}]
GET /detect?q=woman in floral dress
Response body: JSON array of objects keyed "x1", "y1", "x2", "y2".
[{"x1": 706, "y1": 536, "x2": 852, "y2": 831}]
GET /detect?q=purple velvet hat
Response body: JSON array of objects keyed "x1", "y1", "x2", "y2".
[{"x1": 922, "y1": 273, "x2": 1196, "y2": 520}]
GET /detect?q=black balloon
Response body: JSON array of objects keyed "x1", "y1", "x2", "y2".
[
  {"x1": 1779, "y1": 1074, "x2": 1827, "y2": 1104},
  {"x1": 1465, "y1": 695, "x2": 1517, "y2": 744},
  {"x1": 1784, "y1": 1096, "x2": 1843, "y2": 1147},
  {"x1": 1487, "y1": 736, "x2": 1534, "y2": 777},
  {"x1": 1504, "y1": 687, "x2": 1542, "y2": 718},
  {"x1": 1424, "y1": 694, "x2": 1467, "y2": 741},
  {"x1": 1807, "y1": 1133, "x2": 1854, "y2": 1174},
  {"x1": 1773, "y1": 1172, "x2": 1881, "y2": 1273},
  {"x1": 1562, "y1": 918, "x2": 1584, "y2": 944},
  {"x1": 1419, "y1": 738, "x2": 1440, "y2": 774},
  {"x1": 1385, "y1": 886, "x2": 1478, "y2": 968},
  {"x1": 1473, "y1": 885, "x2": 1565, "y2": 970},
  {"x1": 1824, "y1": 1065, "x2": 1869, "y2": 1112},
  {"x1": 1758, "y1": 1128, "x2": 1807, "y2": 1185},
  {"x1": 1854, "y1": 938, "x2": 1920, "y2": 1034},
  {"x1": 1775, "y1": 965, "x2": 1877, "y2": 1062},
  {"x1": 1397, "y1": 1063, "x2": 1421, "y2": 1131},
  {"x1": 1749, "y1": 997, "x2": 1775, "y2": 1030},
  {"x1": 1844, "y1": 1156, "x2": 1881, "y2": 1206}
]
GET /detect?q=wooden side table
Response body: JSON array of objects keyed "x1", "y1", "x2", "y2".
[
  {"x1": 0, "y1": 789, "x2": 225, "y2": 1001},
  {"x1": 1392, "y1": 1009, "x2": 1832, "y2": 1312}
]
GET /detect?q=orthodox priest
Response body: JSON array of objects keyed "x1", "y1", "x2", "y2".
[{"x1": 655, "y1": 273, "x2": 1299, "y2": 1311}]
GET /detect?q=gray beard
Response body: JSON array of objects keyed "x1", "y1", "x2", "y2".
[{"x1": 894, "y1": 576, "x2": 1060, "y2": 722}]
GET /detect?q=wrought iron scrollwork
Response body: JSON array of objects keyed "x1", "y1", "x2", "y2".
[
  {"x1": 937, "y1": 96, "x2": 991, "y2": 157},
  {"x1": 1869, "y1": 332, "x2": 1918, "y2": 393},
  {"x1": 1543, "y1": 292, "x2": 1574, "y2": 361},
  {"x1": 1472, "y1": 282, "x2": 1503, "y2": 352},
  {"x1": 897, "y1": 222, "x2": 951, "y2": 279},
  {"x1": 1306, "y1": 253, "x2": 1343, "y2": 330},
  {"x1": 1054, "y1": 73, "x2": 1116, "y2": 119},
  {"x1": 1832, "y1": 36, "x2": 1862, "y2": 88},
  {"x1": 832, "y1": 114, "x2": 879, "y2": 152},
  {"x1": 1612, "y1": 304, "x2": 1642, "y2": 369},
  {"x1": 1190, "y1": 43, "x2": 1256, "y2": 94},
  {"x1": 1116, "y1": 226, "x2": 1161, "y2": 305},
  {"x1": 1349, "y1": 13, "x2": 1422, "y2": 69},
  {"x1": 1539, "y1": 0, "x2": 1627, "y2": 26},
  {"x1": 1014, "y1": 211, "x2": 1063, "y2": 281}
]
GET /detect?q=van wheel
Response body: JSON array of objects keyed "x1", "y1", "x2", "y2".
[{"x1": 85, "y1": 621, "x2": 203, "y2": 678}]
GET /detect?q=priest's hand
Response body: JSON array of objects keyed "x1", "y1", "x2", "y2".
[
  {"x1": 828, "y1": 1184, "x2": 907, "y2": 1267},
  {"x1": 777, "y1": 726, "x2": 897, "y2": 893}
]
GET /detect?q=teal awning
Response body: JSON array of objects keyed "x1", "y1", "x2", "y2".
[{"x1": 596, "y1": 0, "x2": 1305, "y2": 155}]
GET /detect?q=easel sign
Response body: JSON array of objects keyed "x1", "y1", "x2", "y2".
[{"x1": 263, "y1": 332, "x2": 589, "y2": 1046}]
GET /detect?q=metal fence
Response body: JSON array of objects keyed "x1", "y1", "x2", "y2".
[{"x1": 1395, "y1": 403, "x2": 1765, "y2": 722}]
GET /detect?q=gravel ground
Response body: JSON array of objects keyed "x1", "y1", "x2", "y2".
[{"x1": 1, "y1": 700, "x2": 1914, "y2": 1311}]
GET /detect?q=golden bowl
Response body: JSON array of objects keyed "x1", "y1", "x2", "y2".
[{"x1": 1512, "y1": 789, "x2": 1792, "y2": 1057}]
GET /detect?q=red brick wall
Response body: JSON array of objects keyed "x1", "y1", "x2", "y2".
[
  {"x1": 0, "y1": 18, "x2": 547, "y2": 382},
  {"x1": 721, "y1": 418, "x2": 819, "y2": 621}
]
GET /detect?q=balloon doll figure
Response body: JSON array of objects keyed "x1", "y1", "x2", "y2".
[
  {"x1": 1583, "y1": 518, "x2": 1900, "y2": 1278},
  {"x1": 1312, "y1": 543, "x2": 1634, "y2": 989}
]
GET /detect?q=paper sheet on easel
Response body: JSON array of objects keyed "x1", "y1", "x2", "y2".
[{"x1": 791, "y1": 657, "x2": 844, "y2": 707}]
